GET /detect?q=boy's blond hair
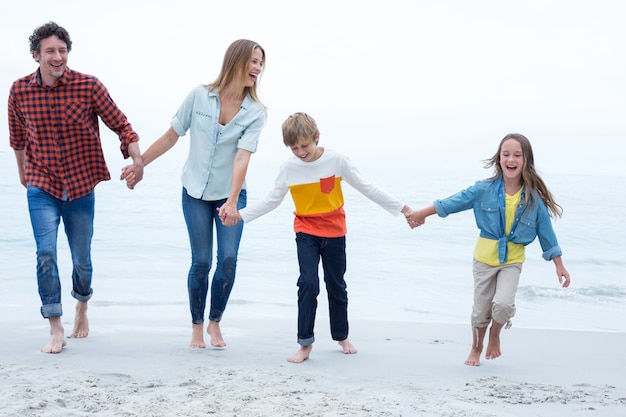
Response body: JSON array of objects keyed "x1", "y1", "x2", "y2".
[{"x1": 282, "y1": 112, "x2": 320, "y2": 146}]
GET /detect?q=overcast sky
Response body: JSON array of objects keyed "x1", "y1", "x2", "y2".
[{"x1": 1, "y1": 0, "x2": 624, "y2": 179}]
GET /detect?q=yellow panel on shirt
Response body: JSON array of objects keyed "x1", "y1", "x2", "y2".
[
  {"x1": 288, "y1": 175, "x2": 347, "y2": 238},
  {"x1": 289, "y1": 176, "x2": 344, "y2": 215}
]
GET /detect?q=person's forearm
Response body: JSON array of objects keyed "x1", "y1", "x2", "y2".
[
  {"x1": 128, "y1": 142, "x2": 142, "y2": 163},
  {"x1": 142, "y1": 127, "x2": 179, "y2": 166},
  {"x1": 14, "y1": 150, "x2": 26, "y2": 186},
  {"x1": 227, "y1": 150, "x2": 252, "y2": 202}
]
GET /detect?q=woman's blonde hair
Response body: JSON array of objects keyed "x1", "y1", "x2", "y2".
[{"x1": 207, "y1": 39, "x2": 265, "y2": 107}]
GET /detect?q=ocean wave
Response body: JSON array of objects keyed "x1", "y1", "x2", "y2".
[{"x1": 518, "y1": 284, "x2": 626, "y2": 304}]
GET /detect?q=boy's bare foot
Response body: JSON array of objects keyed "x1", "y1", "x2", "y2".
[
  {"x1": 485, "y1": 321, "x2": 504, "y2": 360},
  {"x1": 464, "y1": 326, "x2": 487, "y2": 366},
  {"x1": 190, "y1": 323, "x2": 206, "y2": 348},
  {"x1": 338, "y1": 339, "x2": 358, "y2": 354},
  {"x1": 288, "y1": 345, "x2": 312, "y2": 363},
  {"x1": 42, "y1": 316, "x2": 66, "y2": 354},
  {"x1": 207, "y1": 320, "x2": 226, "y2": 347},
  {"x1": 70, "y1": 301, "x2": 89, "y2": 338}
]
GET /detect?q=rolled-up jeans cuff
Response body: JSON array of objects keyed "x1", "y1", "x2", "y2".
[
  {"x1": 298, "y1": 336, "x2": 315, "y2": 347},
  {"x1": 41, "y1": 303, "x2": 62, "y2": 318},
  {"x1": 72, "y1": 288, "x2": 93, "y2": 303}
]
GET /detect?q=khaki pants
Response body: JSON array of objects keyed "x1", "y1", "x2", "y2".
[{"x1": 471, "y1": 259, "x2": 522, "y2": 328}]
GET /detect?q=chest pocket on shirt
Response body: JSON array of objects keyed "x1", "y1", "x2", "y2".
[
  {"x1": 65, "y1": 102, "x2": 88, "y2": 124},
  {"x1": 479, "y1": 202, "x2": 500, "y2": 228},
  {"x1": 512, "y1": 214, "x2": 537, "y2": 242},
  {"x1": 320, "y1": 175, "x2": 336, "y2": 194}
]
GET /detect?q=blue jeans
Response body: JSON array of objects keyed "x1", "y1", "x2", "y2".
[
  {"x1": 27, "y1": 186, "x2": 94, "y2": 318},
  {"x1": 182, "y1": 187, "x2": 246, "y2": 324},
  {"x1": 295, "y1": 232, "x2": 348, "y2": 346}
]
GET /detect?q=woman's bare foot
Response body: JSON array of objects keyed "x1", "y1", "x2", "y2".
[
  {"x1": 338, "y1": 339, "x2": 357, "y2": 354},
  {"x1": 190, "y1": 323, "x2": 206, "y2": 348},
  {"x1": 485, "y1": 321, "x2": 504, "y2": 360},
  {"x1": 42, "y1": 316, "x2": 66, "y2": 354},
  {"x1": 70, "y1": 301, "x2": 89, "y2": 338},
  {"x1": 464, "y1": 326, "x2": 487, "y2": 366},
  {"x1": 288, "y1": 345, "x2": 313, "y2": 363},
  {"x1": 207, "y1": 320, "x2": 226, "y2": 347}
]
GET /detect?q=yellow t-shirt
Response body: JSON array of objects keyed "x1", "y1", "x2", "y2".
[{"x1": 473, "y1": 188, "x2": 526, "y2": 266}]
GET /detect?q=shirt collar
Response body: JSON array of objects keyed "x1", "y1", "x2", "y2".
[
  {"x1": 208, "y1": 87, "x2": 251, "y2": 111},
  {"x1": 31, "y1": 67, "x2": 71, "y2": 88}
]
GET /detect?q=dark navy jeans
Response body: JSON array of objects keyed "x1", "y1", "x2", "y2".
[
  {"x1": 295, "y1": 232, "x2": 348, "y2": 346},
  {"x1": 182, "y1": 187, "x2": 246, "y2": 324},
  {"x1": 27, "y1": 186, "x2": 94, "y2": 318}
]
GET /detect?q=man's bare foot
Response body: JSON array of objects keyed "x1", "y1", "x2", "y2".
[
  {"x1": 288, "y1": 345, "x2": 312, "y2": 363},
  {"x1": 485, "y1": 321, "x2": 504, "y2": 360},
  {"x1": 338, "y1": 339, "x2": 358, "y2": 354},
  {"x1": 207, "y1": 320, "x2": 226, "y2": 347},
  {"x1": 464, "y1": 326, "x2": 487, "y2": 366},
  {"x1": 70, "y1": 301, "x2": 89, "y2": 338},
  {"x1": 42, "y1": 316, "x2": 67, "y2": 354},
  {"x1": 190, "y1": 323, "x2": 206, "y2": 348}
]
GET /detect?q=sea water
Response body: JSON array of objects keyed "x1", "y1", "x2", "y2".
[{"x1": 1, "y1": 146, "x2": 624, "y2": 334}]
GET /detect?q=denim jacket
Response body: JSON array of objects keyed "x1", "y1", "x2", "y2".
[{"x1": 434, "y1": 176, "x2": 562, "y2": 264}]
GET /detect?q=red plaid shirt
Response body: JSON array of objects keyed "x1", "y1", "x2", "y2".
[{"x1": 8, "y1": 67, "x2": 139, "y2": 201}]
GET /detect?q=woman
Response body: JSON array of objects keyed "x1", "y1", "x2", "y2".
[{"x1": 124, "y1": 39, "x2": 266, "y2": 348}]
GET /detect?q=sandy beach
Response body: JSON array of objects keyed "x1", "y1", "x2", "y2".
[{"x1": 1, "y1": 300, "x2": 624, "y2": 417}]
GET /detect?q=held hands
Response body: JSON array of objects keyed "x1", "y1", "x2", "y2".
[
  {"x1": 218, "y1": 201, "x2": 242, "y2": 227},
  {"x1": 401, "y1": 205, "x2": 420, "y2": 229},
  {"x1": 405, "y1": 209, "x2": 426, "y2": 229},
  {"x1": 120, "y1": 157, "x2": 144, "y2": 190}
]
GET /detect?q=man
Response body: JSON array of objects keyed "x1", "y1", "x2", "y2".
[{"x1": 8, "y1": 21, "x2": 144, "y2": 353}]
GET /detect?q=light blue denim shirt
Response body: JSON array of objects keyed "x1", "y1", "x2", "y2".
[
  {"x1": 434, "y1": 176, "x2": 562, "y2": 264},
  {"x1": 171, "y1": 84, "x2": 266, "y2": 200}
]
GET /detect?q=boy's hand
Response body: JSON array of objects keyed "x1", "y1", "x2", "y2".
[{"x1": 406, "y1": 209, "x2": 426, "y2": 229}]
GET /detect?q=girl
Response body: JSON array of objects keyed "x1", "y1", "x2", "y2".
[
  {"x1": 407, "y1": 133, "x2": 570, "y2": 366},
  {"x1": 123, "y1": 39, "x2": 267, "y2": 348}
]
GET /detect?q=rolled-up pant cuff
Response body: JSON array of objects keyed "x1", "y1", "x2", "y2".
[
  {"x1": 298, "y1": 336, "x2": 315, "y2": 347},
  {"x1": 71, "y1": 288, "x2": 93, "y2": 303},
  {"x1": 41, "y1": 303, "x2": 62, "y2": 318}
]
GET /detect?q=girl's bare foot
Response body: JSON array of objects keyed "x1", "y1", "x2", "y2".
[
  {"x1": 70, "y1": 301, "x2": 89, "y2": 338},
  {"x1": 464, "y1": 326, "x2": 487, "y2": 366},
  {"x1": 338, "y1": 339, "x2": 357, "y2": 354},
  {"x1": 207, "y1": 320, "x2": 226, "y2": 347},
  {"x1": 485, "y1": 321, "x2": 504, "y2": 360},
  {"x1": 288, "y1": 345, "x2": 312, "y2": 363},
  {"x1": 190, "y1": 323, "x2": 206, "y2": 348},
  {"x1": 464, "y1": 347, "x2": 482, "y2": 366},
  {"x1": 42, "y1": 317, "x2": 66, "y2": 354}
]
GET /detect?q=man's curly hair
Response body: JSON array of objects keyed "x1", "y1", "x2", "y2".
[{"x1": 29, "y1": 21, "x2": 72, "y2": 54}]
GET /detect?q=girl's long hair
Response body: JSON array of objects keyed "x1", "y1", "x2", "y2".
[
  {"x1": 484, "y1": 133, "x2": 563, "y2": 218},
  {"x1": 206, "y1": 39, "x2": 266, "y2": 108}
]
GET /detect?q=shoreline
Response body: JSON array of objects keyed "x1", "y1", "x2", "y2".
[{"x1": 1, "y1": 306, "x2": 625, "y2": 417}]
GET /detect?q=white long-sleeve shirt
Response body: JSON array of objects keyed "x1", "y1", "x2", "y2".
[{"x1": 240, "y1": 148, "x2": 405, "y2": 237}]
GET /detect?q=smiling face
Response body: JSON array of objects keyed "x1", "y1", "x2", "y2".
[
  {"x1": 242, "y1": 46, "x2": 264, "y2": 88},
  {"x1": 33, "y1": 35, "x2": 68, "y2": 87},
  {"x1": 290, "y1": 135, "x2": 322, "y2": 163},
  {"x1": 499, "y1": 138, "x2": 524, "y2": 184}
]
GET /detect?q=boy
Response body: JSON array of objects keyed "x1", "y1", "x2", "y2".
[{"x1": 221, "y1": 112, "x2": 412, "y2": 363}]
